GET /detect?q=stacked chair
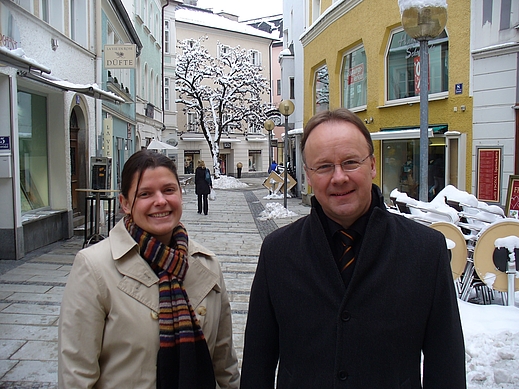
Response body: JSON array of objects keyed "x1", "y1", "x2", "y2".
[{"x1": 388, "y1": 185, "x2": 519, "y2": 305}]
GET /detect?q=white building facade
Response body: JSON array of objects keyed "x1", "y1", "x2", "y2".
[
  {"x1": 166, "y1": 5, "x2": 277, "y2": 176},
  {"x1": 471, "y1": 0, "x2": 519, "y2": 210},
  {"x1": 0, "y1": 0, "x2": 138, "y2": 259}
]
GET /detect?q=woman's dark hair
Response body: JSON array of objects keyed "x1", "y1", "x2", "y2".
[
  {"x1": 301, "y1": 108, "x2": 374, "y2": 163},
  {"x1": 120, "y1": 150, "x2": 179, "y2": 200}
]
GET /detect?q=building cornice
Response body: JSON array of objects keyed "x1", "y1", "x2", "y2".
[
  {"x1": 300, "y1": 0, "x2": 363, "y2": 47},
  {"x1": 471, "y1": 41, "x2": 519, "y2": 59}
]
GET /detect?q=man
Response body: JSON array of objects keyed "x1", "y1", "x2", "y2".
[{"x1": 241, "y1": 109, "x2": 466, "y2": 388}]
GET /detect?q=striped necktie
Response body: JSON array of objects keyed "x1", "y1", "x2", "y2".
[{"x1": 337, "y1": 229, "x2": 358, "y2": 282}]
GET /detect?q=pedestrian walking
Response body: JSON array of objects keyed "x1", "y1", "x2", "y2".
[
  {"x1": 268, "y1": 160, "x2": 277, "y2": 174},
  {"x1": 195, "y1": 160, "x2": 212, "y2": 215},
  {"x1": 241, "y1": 108, "x2": 466, "y2": 388},
  {"x1": 236, "y1": 161, "x2": 243, "y2": 178},
  {"x1": 58, "y1": 150, "x2": 240, "y2": 389}
]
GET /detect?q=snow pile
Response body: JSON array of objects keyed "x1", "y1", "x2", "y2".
[
  {"x1": 460, "y1": 300, "x2": 519, "y2": 388},
  {"x1": 263, "y1": 192, "x2": 292, "y2": 200},
  {"x1": 258, "y1": 202, "x2": 297, "y2": 220},
  {"x1": 211, "y1": 175, "x2": 249, "y2": 189}
]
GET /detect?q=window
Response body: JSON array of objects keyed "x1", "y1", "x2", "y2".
[
  {"x1": 342, "y1": 45, "x2": 367, "y2": 109},
  {"x1": 289, "y1": 77, "x2": 295, "y2": 99},
  {"x1": 500, "y1": 0, "x2": 511, "y2": 30},
  {"x1": 71, "y1": 0, "x2": 88, "y2": 48},
  {"x1": 164, "y1": 20, "x2": 170, "y2": 54},
  {"x1": 250, "y1": 50, "x2": 261, "y2": 66},
  {"x1": 218, "y1": 44, "x2": 231, "y2": 58},
  {"x1": 41, "y1": 0, "x2": 64, "y2": 32},
  {"x1": 187, "y1": 112, "x2": 198, "y2": 132},
  {"x1": 483, "y1": 0, "x2": 493, "y2": 25},
  {"x1": 387, "y1": 29, "x2": 448, "y2": 102},
  {"x1": 312, "y1": 0, "x2": 321, "y2": 23},
  {"x1": 277, "y1": 79, "x2": 281, "y2": 96},
  {"x1": 15, "y1": 0, "x2": 32, "y2": 12},
  {"x1": 314, "y1": 65, "x2": 329, "y2": 113},
  {"x1": 164, "y1": 77, "x2": 170, "y2": 111},
  {"x1": 18, "y1": 91, "x2": 49, "y2": 211}
]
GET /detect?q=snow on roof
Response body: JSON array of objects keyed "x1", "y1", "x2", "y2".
[{"x1": 176, "y1": 8, "x2": 278, "y2": 40}]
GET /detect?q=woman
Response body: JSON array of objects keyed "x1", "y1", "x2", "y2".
[
  {"x1": 195, "y1": 160, "x2": 212, "y2": 215},
  {"x1": 58, "y1": 150, "x2": 239, "y2": 389}
]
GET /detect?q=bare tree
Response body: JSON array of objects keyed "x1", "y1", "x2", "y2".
[{"x1": 176, "y1": 37, "x2": 271, "y2": 175}]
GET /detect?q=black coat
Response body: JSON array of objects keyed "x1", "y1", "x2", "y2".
[
  {"x1": 195, "y1": 167, "x2": 211, "y2": 195},
  {"x1": 241, "y1": 186, "x2": 466, "y2": 388}
]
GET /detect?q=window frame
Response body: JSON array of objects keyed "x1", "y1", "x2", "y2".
[
  {"x1": 341, "y1": 44, "x2": 368, "y2": 111},
  {"x1": 385, "y1": 27, "x2": 449, "y2": 105}
]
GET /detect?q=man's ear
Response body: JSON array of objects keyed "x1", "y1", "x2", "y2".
[{"x1": 119, "y1": 193, "x2": 131, "y2": 214}]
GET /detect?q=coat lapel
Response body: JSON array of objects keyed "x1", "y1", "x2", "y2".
[
  {"x1": 109, "y1": 220, "x2": 160, "y2": 312},
  {"x1": 183, "y1": 240, "x2": 220, "y2": 308}
]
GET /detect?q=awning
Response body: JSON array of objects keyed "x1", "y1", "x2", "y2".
[
  {"x1": 246, "y1": 137, "x2": 267, "y2": 142},
  {"x1": 0, "y1": 47, "x2": 51, "y2": 74},
  {"x1": 370, "y1": 125, "x2": 448, "y2": 140},
  {"x1": 147, "y1": 139, "x2": 177, "y2": 150},
  {"x1": 20, "y1": 71, "x2": 125, "y2": 104}
]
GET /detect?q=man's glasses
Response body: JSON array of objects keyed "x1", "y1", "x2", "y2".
[{"x1": 305, "y1": 154, "x2": 372, "y2": 176}]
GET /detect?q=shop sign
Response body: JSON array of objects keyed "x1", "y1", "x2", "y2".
[
  {"x1": 477, "y1": 148, "x2": 501, "y2": 203},
  {"x1": 104, "y1": 44, "x2": 136, "y2": 69},
  {"x1": 0, "y1": 4, "x2": 21, "y2": 50},
  {"x1": 505, "y1": 175, "x2": 519, "y2": 218}
]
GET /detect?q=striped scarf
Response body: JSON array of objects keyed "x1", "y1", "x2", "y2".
[{"x1": 124, "y1": 216, "x2": 215, "y2": 389}]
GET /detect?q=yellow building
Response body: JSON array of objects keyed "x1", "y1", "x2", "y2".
[{"x1": 301, "y1": 0, "x2": 472, "y2": 203}]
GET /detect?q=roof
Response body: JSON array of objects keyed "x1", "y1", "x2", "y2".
[{"x1": 176, "y1": 7, "x2": 278, "y2": 40}]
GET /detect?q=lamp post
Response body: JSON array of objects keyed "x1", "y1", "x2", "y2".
[
  {"x1": 278, "y1": 100, "x2": 295, "y2": 209},
  {"x1": 400, "y1": 1, "x2": 447, "y2": 202},
  {"x1": 264, "y1": 119, "x2": 275, "y2": 174}
]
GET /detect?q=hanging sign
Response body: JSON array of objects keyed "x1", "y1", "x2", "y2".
[{"x1": 104, "y1": 44, "x2": 136, "y2": 69}]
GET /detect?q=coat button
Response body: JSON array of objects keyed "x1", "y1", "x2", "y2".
[
  {"x1": 151, "y1": 311, "x2": 159, "y2": 320},
  {"x1": 196, "y1": 306, "x2": 207, "y2": 316},
  {"x1": 337, "y1": 370, "x2": 348, "y2": 380},
  {"x1": 341, "y1": 311, "x2": 351, "y2": 321}
]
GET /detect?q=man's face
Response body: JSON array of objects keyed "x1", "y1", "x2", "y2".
[{"x1": 304, "y1": 120, "x2": 376, "y2": 229}]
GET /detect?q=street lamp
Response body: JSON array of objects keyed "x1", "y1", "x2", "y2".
[
  {"x1": 264, "y1": 119, "x2": 275, "y2": 175},
  {"x1": 400, "y1": 1, "x2": 447, "y2": 202},
  {"x1": 278, "y1": 99, "x2": 295, "y2": 208}
]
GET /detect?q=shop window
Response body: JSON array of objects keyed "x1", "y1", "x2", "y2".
[
  {"x1": 249, "y1": 150, "x2": 261, "y2": 172},
  {"x1": 18, "y1": 91, "x2": 49, "y2": 211},
  {"x1": 314, "y1": 65, "x2": 329, "y2": 113},
  {"x1": 342, "y1": 45, "x2": 367, "y2": 110},
  {"x1": 386, "y1": 29, "x2": 448, "y2": 102},
  {"x1": 381, "y1": 139, "x2": 446, "y2": 203}
]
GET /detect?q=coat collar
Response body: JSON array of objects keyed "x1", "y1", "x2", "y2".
[{"x1": 108, "y1": 220, "x2": 219, "y2": 309}]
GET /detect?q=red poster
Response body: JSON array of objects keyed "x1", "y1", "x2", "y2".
[
  {"x1": 477, "y1": 148, "x2": 501, "y2": 203},
  {"x1": 506, "y1": 176, "x2": 519, "y2": 218}
]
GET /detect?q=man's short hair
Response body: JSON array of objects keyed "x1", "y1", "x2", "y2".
[{"x1": 301, "y1": 108, "x2": 374, "y2": 163}]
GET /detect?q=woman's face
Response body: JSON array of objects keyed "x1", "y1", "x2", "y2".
[{"x1": 120, "y1": 166, "x2": 182, "y2": 245}]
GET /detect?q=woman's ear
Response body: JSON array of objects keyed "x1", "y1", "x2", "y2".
[{"x1": 119, "y1": 193, "x2": 131, "y2": 214}]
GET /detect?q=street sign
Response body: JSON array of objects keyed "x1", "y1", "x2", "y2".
[{"x1": 0, "y1": 136, "x2": 10, "y2": 150}]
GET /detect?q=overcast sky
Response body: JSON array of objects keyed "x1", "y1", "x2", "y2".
[{"x1": 196, "y1": 0, "x2": 283, "y2": 21}]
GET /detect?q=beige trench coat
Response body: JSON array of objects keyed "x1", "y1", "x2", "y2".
[{"x1": 58, "y1": 219, "x2": 240, "y2": 389}]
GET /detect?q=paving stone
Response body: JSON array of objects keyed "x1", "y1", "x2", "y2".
[{"x1": 11, "y1": 341, "x2": 58, "y2": 361}]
